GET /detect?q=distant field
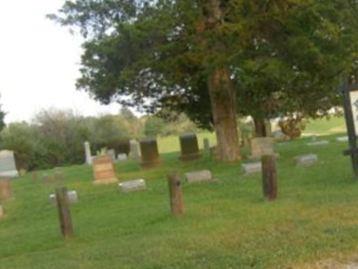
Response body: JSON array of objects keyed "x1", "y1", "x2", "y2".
[{"x1": 1, "y1": 116, "x2": 356, "y2": 269}]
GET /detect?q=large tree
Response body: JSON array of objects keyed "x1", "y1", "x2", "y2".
[{"x1": 50, "y1": 0, "x2": 357, "y2": 159}]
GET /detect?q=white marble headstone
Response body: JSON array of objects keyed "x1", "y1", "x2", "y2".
[
  {"x1": 129, "y1": 140, "x2": 141, "y2": 160},
  {"x1": 242, "y1": 162, "x2": 262, "y2": 174},
  {"x1": 117, "y1": 153, "x2": 128, "y2": 162},
  {"x1": 185, "y1": 170, "x2": 214, "y2": 184},
  {"x1": 49, "y1": 190, "x2": 78, "y2": 205},
  {"x1": 119, "y1": 179, "x2": 146, "y2": 193},
  {"x1": 0, "y1": 150, "x2": 18, "y2": 178},
  {"x1": 84, "y1": 141, "x2": 93, "y2": 165}
]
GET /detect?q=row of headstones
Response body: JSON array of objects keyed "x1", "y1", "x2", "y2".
[{"x1": 84, "y1": 133, "x2": 210, "y2": 169}]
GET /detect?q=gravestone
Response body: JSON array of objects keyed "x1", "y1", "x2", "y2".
[
  {"x1": 185, "y1": 170, "x2": 215, "y2": 184},
  {"x1": 0, "y1": 179, "x2": 11, "y2": 201},
  {"x1": 336, "y1": 136, "x2": 348, "y2": 142},
  {"x1": 92, "y1": 155, "x2": 118, "y2": 184},
  {"x1": 203, "y1": 138, "x2": 210, "y2": 153},
  {"x1": 0, "y1": 205, "x2": 3, "y2": 219},
  {"x1": 129, "y1": 139, "x2": 141, "y2": 160},
  {"x1": 107, "y1": 149, "x2": 116, "y2": 162},
  {"x1": 140, "y1": 138, "x2": 160, "y2": 168},
  {"x1": 295, "y1": 154, "x2": 318, "y2": 166},
  {"x1": 84, "y1": 141, "x2": 93, "y2": 165},
  {"x1": 0, "y1": 150, "x2": 18, "y2": 178},
  {"x1": 179, "y1": 133, "x2": 201, "y2": 161},
  {"x1": 117, "y1": 153, "x2": 128, "y2": 162},
  {"x1": 307, "y1": 140, "x2": 329, "y2": 146},
  {"x1": 49, "y1": 190, "x2": 78, "y2": 204},
  {"x1": 119, "y1": 179, "x2": 146, "y2": 193},
  {"x1": 242, "y1": 162, "x2": 262, "y2": 174},
  {"x1": 250, "y1": 137, "x2": 275, "y2": 160}
]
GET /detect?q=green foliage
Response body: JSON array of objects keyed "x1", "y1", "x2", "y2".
[{"x1": 144, "y1": 116, "x2": 165, "y2": 137}]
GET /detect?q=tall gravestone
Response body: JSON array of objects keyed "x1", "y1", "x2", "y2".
[
  {"x1": 92, "y1": 155, "x2": 118, "y2": 184},
  {"x1": 84, "y1": 141, "x2": 92, "y2": 165},
  {"x1": 129, "y1": 139, "x2": 141, "y2": 160},
  {"x1": 140, "y1": 138, "x2": 160, "y2": 168},
  {"x1": 0, "y1": 150, "x2": 18, "y2": 178},
  {"x1": 179, "y1": 133, "x2": 201, "y2": 161}
]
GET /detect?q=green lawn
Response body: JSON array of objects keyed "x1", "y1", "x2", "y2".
[{"x1": 1, "y1": 117, "x2": 357, "y2": 269}]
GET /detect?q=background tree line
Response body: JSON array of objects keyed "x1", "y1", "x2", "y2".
[{"x1": 0, "y1": 108, "x2": 198, "y2": 171}]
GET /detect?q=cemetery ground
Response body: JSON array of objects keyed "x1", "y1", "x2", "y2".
[{"x1": 2, "y1": 118, "x2": 358, "y2": 268}]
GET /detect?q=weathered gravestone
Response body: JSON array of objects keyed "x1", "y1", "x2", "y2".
[
  {"x1": 295, "y1": 154, "x2": 318, "y2": 167},
  {"x1": 307, "y1": 140, "x2": 329, "y2": 146},
  {"x1": 84, "y1": 141, "x2": 93, "y2": 165},
  {"x1": 140, "y1": 138, "x2": 160, "y2": 168},
  {"x1": 117, "y1": 153, "x2": 128, "y2": 162},
  {"x1": 242, "y1": 162, "x2": 262, "y2": 175},
  {"x1": 0, "y1": 205, "x2": 3, "y2": 219},
  {"x1": 250, "y1": 137, "x2": 275, "y2": 160},
  {"x1": 92, "y1": 155, "x2": 118, "y2": 184},
  {"x1": 203, "y1": 138, "x2": 210, "y2": 154},
  {"x1": 129, "y1": 139, "x2": 141, "y2": 160},
  {"x1": 179, "y1": 133, "x2": 201, "y2": 161},
  {"x1": 49, "y1": 190, "x2": 78, "y2": 205},
  {"x1": 0, "y1": 150, "x2": 18, "y2": 178},
  {"x1": 185, "y1": 170, "x2": 215, "y2": 184},
  {"x1": 336, "y1": 136, "x2": 348, "y2": 142},
  {"x1": 107, "y1": 149, "x2": 116, "y2": 162},
  {"x1": 0, "y1": 179, "x2": 12, "y2": 201},
  {"x1": 119, "y1": 179, "x2": 146, "y2": 193}
]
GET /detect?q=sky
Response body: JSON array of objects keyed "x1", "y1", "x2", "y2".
[{"x1": 0, "y1": 0, "x2": 123, "y2": 124}]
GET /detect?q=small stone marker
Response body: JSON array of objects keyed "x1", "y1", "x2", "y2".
[
  {"x1": 84, "y1": 141, "x2": 93, "y2": 165},
  {"x1": 242, "y1": 162, "x2": 262, "y2": 174},
  {"x1": 140, "y1": 138, "x2": 160, "y2": 168},
  {"x1": 0, "y1": 150, "x2": 18, "y2": 178},
  {"x1": 107, "y1": 149, "x2": 116, "y2": 162},
  {"x1": 0, "y1": 205, "x2": 3, "y2": 219},
  {"x1": 92, "y1": 155, "x2": 118, "y2": 184},
  {"x1": 250, "y1": 137, "x2": 275, "y2": 160},
  {"x1": 295, "y1": 154, "x2": 318, "y2": 166},
  {"x1": 117, "y1": 153, "x2": 128, "y2": 162},
  {"x1": 307, "y1": 140, "x2": 329, "y2": 146},
  {"x1": 49, "y1": 190, "x2": 78, "y2": 204},
  {"x1": 129, "y1": 139, "x2": 141, "y2": 160},
  {"x1": 336, "y1": 136, "x2": 348, "y2": 142},
  {"x1": 185, "y1": 170, "x2": 214, "y2": 184},
  {"x1": 119, "y1": 179, "x2": 146, "y2": 193},
  {"x1": 179, "y1": 133, "x2": 201, "y2": 161},
  {"x1": 203, "y1": 138, "x2": 210, "y2": 154},
  {"x1": 0, "y1": 179, "x2": 12, "y2": 201}
]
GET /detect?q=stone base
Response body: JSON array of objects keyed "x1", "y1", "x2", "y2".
[
  {"x1": 0, "y1": 170, "x2": 19, "y2": 178},
  {"x1": 179, "y1": 153, "x2": 202, "y2": 161},
  {"x1": 93, "y1": 178, "x2": 119, "y2": 185}
]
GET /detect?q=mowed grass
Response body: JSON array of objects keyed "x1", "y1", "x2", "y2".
[{"x1": 1, "y1": 117, "x2": 358, "y2": 268}]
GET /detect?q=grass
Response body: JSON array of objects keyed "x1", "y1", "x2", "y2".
[{"x1": 0, "y1": 117, "x2": 357, "y2": 269}]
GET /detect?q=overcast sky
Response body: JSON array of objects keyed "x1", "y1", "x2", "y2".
[{"x1": 0, "y1": 0, "x2": 122, "y2": 123}]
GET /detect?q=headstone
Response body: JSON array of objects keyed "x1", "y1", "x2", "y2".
[
  {"x1": 117, "y1": 153, "x2": 128, "y2": 162},
  {"x1": 295, "y1": 154, "x2": 318, "y2": 166},
  {"x1": 0, "y1": 150, "x2": 18, "y2": 178},
  {"x1": 140, "y1": 138, "x2": 160, "y2": 168},
  {"x1": 242, "y1": 162, "x2": 262, "y2": 174},
  {"x1": 49, "y1": 190, "x2": 78, "y2": 204},
  {"x1": 307, "y1": 140, "x2": 329, "y2": 146},
  {"x1": 92, "y1": 155, "x2": 118, "y2": 184},
  {"x1": 272, "y1": 130, "x2": 287, "y2": 141},
  {"x1": 129, "y1": 139, "x2": 141, "y2": 160},
  {"x1": 185, "y1": 170, "x2": 214, "y2": 184},
  {"x1": 0, "y1": 179, "x2": 12, "y2": 201},
  {"x1": 179, "y1": 133, "x2": 201, "y2": 161},
  {"x1": 107, "y1": 149, "x2": 116, "y2": 162},
  {"x1": 250, "y1": 137, "x2": 275, "y2": 159},
  {"x1": 118, "y1": 179, "x2": 146, "y2": 193},
  {"x1": 84, "y1": 141, "x2": 93, "y2": 165},
  {"x1": 336, "y1": 136, "x2": 348, "y2": 142},
  {"x1": 0, "y1": 205, "x2": 3, "y2": 219},
  {"x1": 203, "y1": 138, "x2": 210, "y2": 153}
]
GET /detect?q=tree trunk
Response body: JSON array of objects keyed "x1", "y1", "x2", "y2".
[
  {"x1": 208, "y1": 68, "x2": 240, "y2": 162},
  {"x1": 254, "y1": 117, "x2": 267, "y2": 137}
]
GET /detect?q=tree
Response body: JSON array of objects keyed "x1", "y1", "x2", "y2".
[
  {"x1": 50, "y1": 0, "x2": 242, "y2": 162},
  {"x1": 50, "y1": 0, "x2": 357, "y2": 160}
]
